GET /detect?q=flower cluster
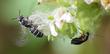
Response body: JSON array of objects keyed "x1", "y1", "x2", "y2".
[
  {"x1": 36, "y1": 0, "x2": 110, "y2": 40},
  {"x1": 48, "y1": 0, "x2": 82, "y2": 37}
]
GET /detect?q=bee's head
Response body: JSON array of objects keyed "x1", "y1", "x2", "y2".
[
  {"x1": 18, "y1": 16, "x2": 24, "y2": 22},
  {"x1": 17, "y1": 10, "x2": 25, "y2": 22}
]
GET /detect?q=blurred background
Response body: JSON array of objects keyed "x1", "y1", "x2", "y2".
[{"x1": 0, "y1": 0, "x2": 110, "y2": 54}]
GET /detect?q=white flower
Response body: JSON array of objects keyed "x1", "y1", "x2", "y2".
[
  {"x1": 100, "y1": 0, "x2": 110, "y2": 10},
  {"x1": 55, "y1": 20, "x2": 63, "y2": 29},
  {"x1": 70, "y1": 0, "x2": 75, "y2": 4},
  {"x1": 47, "y1": 7, "x2": 66, "y2": 36},
  {"x1": 38, "y1": 0, "x2": 43, "y2": 2},
  {"x1": 84, "y1": 0, "x2": 94, "y2": 4},
  {"x1": 49, "y1": 23, "x2": 58, "y2": 36},
  {"x1": 52, "y1": 7, "x2": 66, "y2": 19},
  {"x1": 67, "y1": 5, "x2": 77, "y2": 16},
  {"x1": 61, "y1": 12, "x2": 74, "y2": 23},
  {"x1": 51, "y1": 7, "x2": 66, "y2": 29},
  {"x1": 48, "y1": 6, "x2": 78, "y2": 36},
  {"x1": 68, "y1": 5, "x2": 77, "y2": 11}
]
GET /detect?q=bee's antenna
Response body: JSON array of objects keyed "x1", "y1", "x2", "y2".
[
  {"x1": 18, "y1": 10, "x2": 24, "y2": 17},
  {"x1": 12, "y1": 18, "x2": 17, "y2": 20},
  {"x1": 19, "y1": 10, "x2": 21, "y2": 16}
]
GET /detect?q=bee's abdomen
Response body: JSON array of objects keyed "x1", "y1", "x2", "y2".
[{"x1": 30, "y1": 27, "x2": 43, "y2": 37}]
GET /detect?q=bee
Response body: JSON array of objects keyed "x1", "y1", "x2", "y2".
[
  {"x1": 71, "y1": 32, "x2": 89, "y2": 45},
  {"x1": 16, "y1": 10, "x2": 44, "y2": 38}
]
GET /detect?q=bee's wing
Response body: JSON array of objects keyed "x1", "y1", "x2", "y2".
[
  {"x1": 38, "y1": 23, "x2": 51, "y2": 36},
  {"x1": 15, "y1": 25, "x2": 29, "y2": 47},
  {"x1": 29, "y1": 12, "x2": 51, "y2": 36}
]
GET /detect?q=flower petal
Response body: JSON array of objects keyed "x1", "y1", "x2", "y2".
[
  {"x1": 61, "y1": 13, "x2": 74, "y2": 23},
  {"x1": 49, "y1": 23, "x2": 58, "y2": 36},
  {"x1": 55, "y1": 20, "x2": 63, "y2": 29},
  {"x1": 84, "y1": 0, "x2": 94, "y2": 4},
  {"x1": 52, "y1": 7, "x2": 66, "y2": 20}
]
